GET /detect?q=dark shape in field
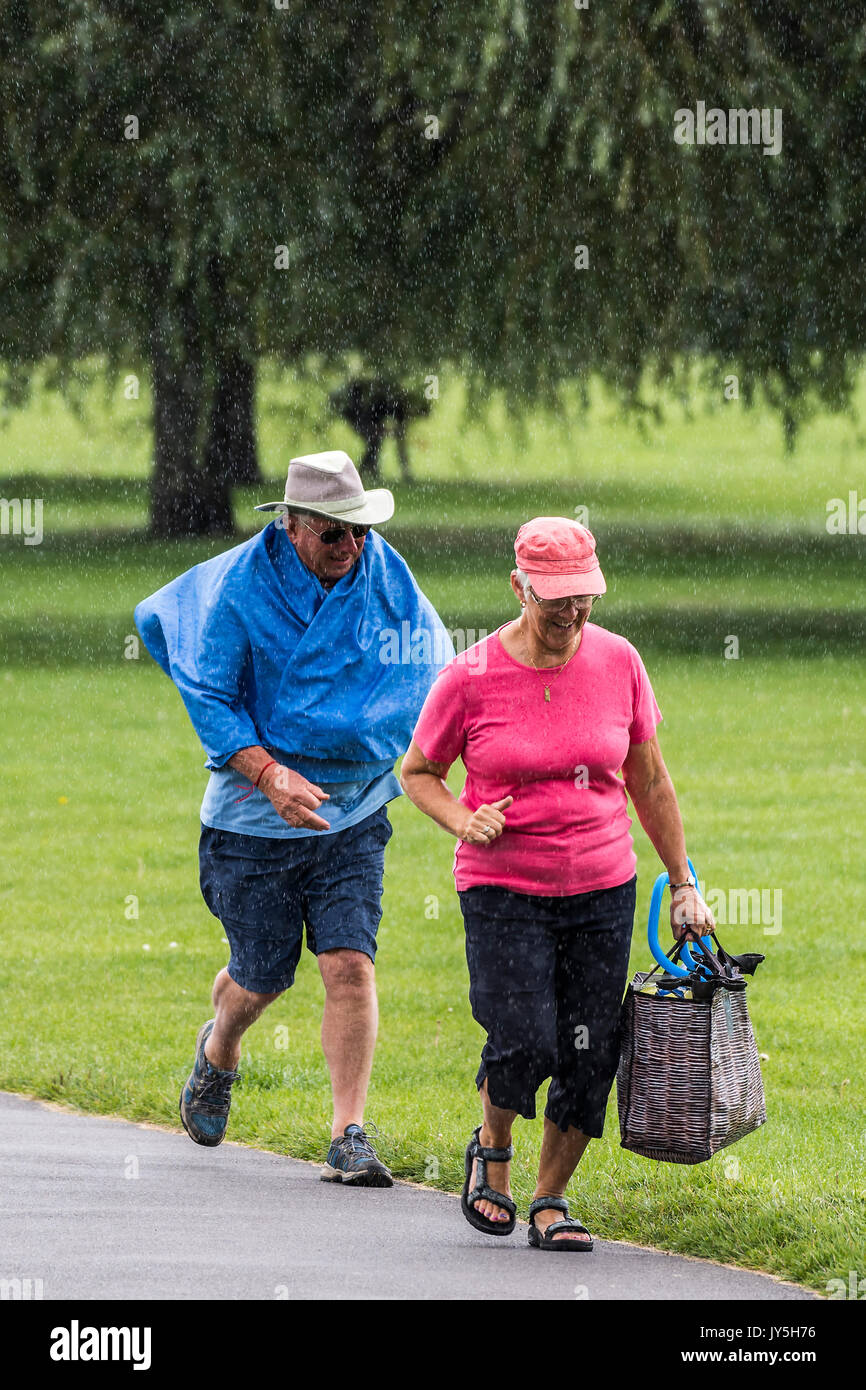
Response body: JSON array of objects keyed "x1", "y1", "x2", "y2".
[{"x1": 330, "y1": 379, "x2": 431, "y2": 483}]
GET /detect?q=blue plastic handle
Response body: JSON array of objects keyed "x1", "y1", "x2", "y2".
[{"x1": 647, "y1": 858, "x2": 706, "y2": 978}]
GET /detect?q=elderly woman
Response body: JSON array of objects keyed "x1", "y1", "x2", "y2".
[{"x1": 400, "y1": 517, "x2": 714, "y2": 1250}]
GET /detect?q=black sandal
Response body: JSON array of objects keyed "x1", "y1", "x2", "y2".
[
  {"x1": 528, "y1": 1196, "x2": 594, "y2": 1252},
  {"x1": 461, "y1": 1126, "x2": 517, "y2": 1236}
]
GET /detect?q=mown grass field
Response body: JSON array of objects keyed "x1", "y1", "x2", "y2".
[
  {"x1": 1, "y1": 365, "x2": 864, "y2": 1295},
  {"x1": 4, "y1": 357, "x2": 866, "y2": 531}
]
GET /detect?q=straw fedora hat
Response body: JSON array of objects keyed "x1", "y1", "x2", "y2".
[{"x1": 254, "y1": 450, "x2": 394, "y2": 526}]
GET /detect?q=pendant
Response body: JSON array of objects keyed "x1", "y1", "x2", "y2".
[{"x1": 544, "y1": 687, "x2": 550, "y2": 702}]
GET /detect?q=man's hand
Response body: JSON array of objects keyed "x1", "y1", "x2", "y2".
[
  {"x1": 670, "y1": 884, "x2": 716, "y2": 941},
  {"x1": 259, "y1": 763, "x2": 330, "y2": 831},
  {"x1": 459, "y1": 797, "x2": 513, "y2": 845}
]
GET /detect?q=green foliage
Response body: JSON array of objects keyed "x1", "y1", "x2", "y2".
[{"x1": 2, "y1": 2, "x2": 865, "y2": 438}]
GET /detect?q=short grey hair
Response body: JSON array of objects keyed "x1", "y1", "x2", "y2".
[{"x1": 514, "y1": 567, "x2": 530, "y2": 594}]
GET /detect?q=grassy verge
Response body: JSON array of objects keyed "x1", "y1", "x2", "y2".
[
  {"x1": 1, "y1": 656, "x2": 863, "y2": 1294},
  {"x1": 2, "y1": 372, "x2": 864, "y2": 1294}
]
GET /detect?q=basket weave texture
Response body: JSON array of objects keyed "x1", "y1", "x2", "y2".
[{"x1": 616, "y1": 970, "x2": 767, "y2": 1164}]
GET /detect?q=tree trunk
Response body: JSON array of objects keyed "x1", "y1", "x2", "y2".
[
  {"x1": 148, "y1": 289, "x2": 235, "y2": 538},
  {"x1": 204, "y1": 353, "x2": 260, "y2": 485}
]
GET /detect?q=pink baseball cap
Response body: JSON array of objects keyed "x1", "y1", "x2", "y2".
[{"x1": 514, "y1": 517, "x2": 606, "y2": 599}]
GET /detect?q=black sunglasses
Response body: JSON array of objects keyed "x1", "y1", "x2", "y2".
[{"x1": 296, "y1": 516, "x2": 370, "y2": 545}]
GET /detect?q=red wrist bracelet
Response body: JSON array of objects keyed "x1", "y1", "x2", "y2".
[{"x1": 254, "y1": 759, "x2": 277, "y2": 788}]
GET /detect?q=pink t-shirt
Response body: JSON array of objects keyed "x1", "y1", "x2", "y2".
[{"x1": 411, "y1": 622, "x2": 662, "y2": 897}]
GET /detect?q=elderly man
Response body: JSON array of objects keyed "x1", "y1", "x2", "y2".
[{"x1": 135, "y1": 451, "x2": 451, "y2": 1185}]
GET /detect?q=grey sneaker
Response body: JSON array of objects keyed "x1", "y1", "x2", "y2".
[
  {"x1": 179, "y1": 1019, "x2": 239, "y2": 1147},
  {"x1": 321, "y1": 1123, "x2": 393, "y2": 1187}
]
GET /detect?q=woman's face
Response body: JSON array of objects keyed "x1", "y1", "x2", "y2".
[{"x1": 510, "y1": 572, "x2": 594, "y2": 652}]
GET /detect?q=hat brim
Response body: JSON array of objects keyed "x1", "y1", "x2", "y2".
[
  {"x1": 254, "y1": 488, "x2": 395, "y2": 526},
  {"x1": 525, "y1": 566, "x2": 607, "y2": 599}
]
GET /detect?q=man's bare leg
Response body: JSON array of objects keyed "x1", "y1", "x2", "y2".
[
  {"x1": 205, "y1": 967, "x2": 282, "y2": 1070},
  {"x1": 318, "y1": 948, "x2": 378, "y2": 1138}
]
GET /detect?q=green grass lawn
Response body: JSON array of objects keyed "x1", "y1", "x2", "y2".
[
  {"x1": 3, "y1": 357, "x2": 866, "y2": 532},
  {"x1": 4, "y1": 361, "x2": 864, "y2": 660},
  {"x1": 2, "y1": 530, "x2": 863, "y2": 672},
  {"x1": 1, "y1": 652, "x2": 864, "y2": 1294},
  {"x1": 1, "y1": 371, "x2": 864, "y2": 1295}
]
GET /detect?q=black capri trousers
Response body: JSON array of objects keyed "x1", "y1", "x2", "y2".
[{"x1": 458, "y1": 876, "x2": 636, "y2": 1137}]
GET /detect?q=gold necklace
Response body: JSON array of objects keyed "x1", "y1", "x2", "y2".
[{"x1": 526, "y1": 637, "x2": 581, "y2": 702}]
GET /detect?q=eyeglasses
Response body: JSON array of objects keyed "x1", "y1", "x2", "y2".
[
  {"x1": 296, "y1": 516, "x2": 370, "y2": 545},
  {"x1": 527, "y1": 586, "x2": 600, "y2": 613}
]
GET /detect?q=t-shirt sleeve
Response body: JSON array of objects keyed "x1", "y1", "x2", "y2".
[
  {"x1": 628, "y1": 645, "x2": 663, "y2": 745},
  {"x1": 411, "y1": 660, "x2": 468, "y2": 767}
]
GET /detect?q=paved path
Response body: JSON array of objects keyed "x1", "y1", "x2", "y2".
[{"x1": 0, "y1": 1092, "x2": 816, "y2": 1301}]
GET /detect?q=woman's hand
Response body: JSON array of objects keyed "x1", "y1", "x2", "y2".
[
  {"x1": 459, "y1": 797, "x2": 513, "y2": 845},
  {"x1": 400, "y1": 741, "x2": 513, "y2": 845},
  {"x1": 670, "y1": 883, "x2": 716, "y2": 941}
]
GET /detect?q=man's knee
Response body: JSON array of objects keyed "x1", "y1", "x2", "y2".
[
  {"x1": 318, "y1": 948, "x2": 374, "y2": 994},
  {"x1": 213, "y1": 967, "x2": 282, "y2": 1015}
]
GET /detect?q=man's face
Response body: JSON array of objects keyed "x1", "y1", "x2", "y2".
[{"x1": 284, "y1": 511, "x2": 368, "y2": 587}]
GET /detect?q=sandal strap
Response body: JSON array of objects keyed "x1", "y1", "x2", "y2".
[
  {"x1": 465, "y1": 1128, "x2": 516, "y2": 1222},
  {"x1": 470, "y1": 1126, "x2": 513, "y2": 1163},
  {"x1": 468, "y1": 1184, "x2": 516, "y2": 1216},
  {"x1": 541, "y1": 1218, "x2": 590, "y2": 1238},
  {"x1": 529, "y1": 1196, "x2": 569, "y2": 1222},
  {"x1": 478, "y1": 1145, "x2": 513, "y2": 1163}
]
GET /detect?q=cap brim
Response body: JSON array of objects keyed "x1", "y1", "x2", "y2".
[
  {"x1": 255, "y1": 488, "x2": 395, "y2": 526},
  {"x1": 526, "y1": 567, "x2": 606, "y2": 598}
]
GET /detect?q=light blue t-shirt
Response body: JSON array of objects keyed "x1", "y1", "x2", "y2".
[{"x1": 200, "y1": 759, "x2": 401, "y2": 838}]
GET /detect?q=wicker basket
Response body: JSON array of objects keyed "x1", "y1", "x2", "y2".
[
  {"x1": 616, "y1": 870, "x2": 766, "y2": 1164},
  {"x1": 617, "y1": 969, "x2": 766, "y2": 1163}
]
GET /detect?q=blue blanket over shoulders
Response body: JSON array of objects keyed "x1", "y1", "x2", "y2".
[{"x1": 134, "y1": 521, "x2": 454, "y2": 778}]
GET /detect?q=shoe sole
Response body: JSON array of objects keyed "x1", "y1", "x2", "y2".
[
  {"x1": 320, "y1": 1162, "x2": 394, "y2": 1188},
  {"x1": 527, "y1": 1227, "x2": 593, "y2": 1251},
  {"x1": 179, "y1": 1019, "x2": 226, "y2": 1147},
  {"x1": 528, "y1": 1237, "x2": 594, "y2": 1251}
]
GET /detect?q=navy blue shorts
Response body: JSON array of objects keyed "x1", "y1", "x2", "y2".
[
  {"x1": 458, "y1": 877, "x2": 636, "y2": 1137},
  {"x1": 199, "y1": 807, "x2": 393, "y2": 994}
]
